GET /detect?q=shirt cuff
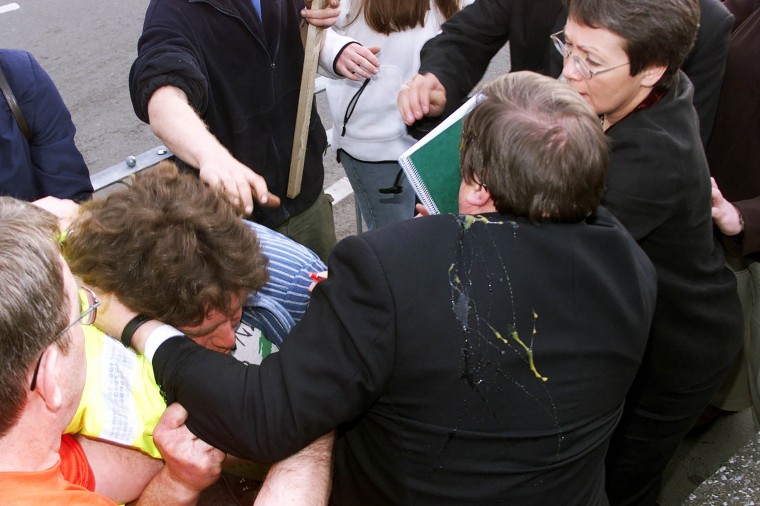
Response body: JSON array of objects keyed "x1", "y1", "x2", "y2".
[{"x1": 144, "y1": 324, "x2": 184, "y2": 363}]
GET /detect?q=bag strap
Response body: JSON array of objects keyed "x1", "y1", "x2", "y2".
[{"x1": 0, "y1": 64, "x2": 32, "y2": 143}]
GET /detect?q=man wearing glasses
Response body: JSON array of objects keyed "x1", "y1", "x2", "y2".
[{"x1": 0, "y1": 197, "x2": 223, "y2": 505}]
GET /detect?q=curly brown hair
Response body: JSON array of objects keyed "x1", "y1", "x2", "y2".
[{"x1": 62, "y1": 162, "x2": 268, "y2": 327}]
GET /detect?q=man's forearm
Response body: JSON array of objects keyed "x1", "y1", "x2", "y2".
[
  {"x1": 145, "y1": 85, "x2": 277, "y2": 214},
  {"x1": 77, "y1": 436, "x2": 163, "y2": 505},
  {"x1": 132, "y1": 465, "x2": 202, "y2": 506},
  {"x1": 254, "y1": 432, "x2": 335, "y2": 506},
  {"x1": 147, "y1": 85, "x2": 230, "y2": 171}
]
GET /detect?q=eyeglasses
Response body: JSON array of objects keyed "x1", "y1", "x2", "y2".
[
  {"x1": 29, "y1": 287, "x2": 101, "y2": 391},
  {"x1": 551, "y1": 30, "x2": 629, "y2": 80}
]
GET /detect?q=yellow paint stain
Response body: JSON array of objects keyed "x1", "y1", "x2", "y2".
[
  {"x1": 489, "y1": 312, "x2": 548, "y2": 382},
  {"x1": 460, "y1": 214, "x2": 493, "y2": 230}
]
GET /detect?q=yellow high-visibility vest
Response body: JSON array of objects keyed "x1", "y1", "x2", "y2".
[{"x1": 65, "y1": 324, "x2": 165, "y2": 459}]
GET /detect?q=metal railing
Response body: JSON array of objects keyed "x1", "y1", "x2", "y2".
[
  {"x1": 90, "y1": 76, "x2": 361, "y2": 229},
  {"x1": 93, "y1": 78, "x2": 333, "y2": 193}
]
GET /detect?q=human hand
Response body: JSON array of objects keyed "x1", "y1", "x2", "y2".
[
  {"x1": 415, "y1": 203, "x2": 430, "y2": 217},
  {"x1": 198, "y1": 150, "x2": 281, "y2": 216},
  {"x1": 711, "y1": 177, "x2": 743, "y2": 236},
  {"x1": 397, "y1": 73, "x2": 447, "y2": 126},
  {"x1": 153, "y1": 403, "x2": 225, "y2": 497},
  {"x1": 90, "y1": 291, "x2": 138, "y2": 342},
  {"x1": 302, "y1": 0, "x2": 341, "y2": 27},
  {"x1": 335, "y1": 43, "x2": 380, "y2": 81},
  {"x1": 88, "y1": 289, "x2": 162, "y2": 353},
  {"x1": 32, "y1": 196, "x2": 80, "y2": 231}
]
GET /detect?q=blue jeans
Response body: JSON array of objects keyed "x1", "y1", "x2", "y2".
[{"x1": 339, "y1": 150, "x2": 415, "y2": 230}]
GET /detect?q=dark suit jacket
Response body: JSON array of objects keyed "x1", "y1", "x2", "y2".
[
  {"x1": 600, "y1": 72, "x2": 743, "y2": 501},
  {"x1": 603, "y1": 70, "x2": 742, "y2": 396},
  {"x1": 152, "y1": 210, "x2": 656, "y2": 505},
  {"x1": 685, "y1": 0, "x2": 734, "y2": 143},
  {"x1": 707, "y1": 0, "x2": 760, "y2": 258}
]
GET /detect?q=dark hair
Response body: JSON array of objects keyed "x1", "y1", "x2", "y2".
[
  {"x1": 566, "y1": 0, "x2": 699, "y2": 88},
  {"x1": 63, "y1": 162, "x2": 269, "y2": 328},
  {"x1": 0, "y1": 198, "x2": 69, "y2": 437},
  {"x1": 460, "y1": 71, "x2": 609, "y2": 222},
  {"x1": 349, "y1": 0, "x2": 461, "y2": 35}
]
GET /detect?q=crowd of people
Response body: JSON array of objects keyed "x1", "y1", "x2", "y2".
[{"x1": 1, "y1": 0, "x2": 758, "y2": 504}]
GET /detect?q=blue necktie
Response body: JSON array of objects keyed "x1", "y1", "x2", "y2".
[{"x1": 252, "y1": 0, "x2": 262, "y2": 20}]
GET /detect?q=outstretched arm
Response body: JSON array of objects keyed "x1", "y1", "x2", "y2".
[
  {"x1": 397, "y1": 73, "x2": 449, "y2": 126},
  {"x1": 146, "y1": 85, "x2": 281, "y2": 215}
]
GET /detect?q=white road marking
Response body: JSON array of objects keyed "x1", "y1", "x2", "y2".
[
  {"x1": 325, "y1": 177, "x2": 353, "y2": 205},
  {"x1": 0, "y1": 3, "x2": 20, "y2": 14}
]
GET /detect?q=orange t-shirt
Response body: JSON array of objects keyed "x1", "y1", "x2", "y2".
[
  {"x1": 0, "y1": 436, "x2": 114, "y2": 505},
  {"x1": 59, "y1": 434, "x2": 97, "y2": 491}
]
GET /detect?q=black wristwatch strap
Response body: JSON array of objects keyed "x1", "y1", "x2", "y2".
[{"x1": 121, "y1": 314, "x2": 152, "y2": 348}]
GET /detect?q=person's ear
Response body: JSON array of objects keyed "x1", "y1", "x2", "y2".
[
  {"x1": 36, "y1": 347, "x2": 64, "y2": 411},
  {"x1": 640, "y1": 65, "x2": 667, "y2": 88},
  {"x1": 464, "y1": 183, "x2": 493, "y2": 208}
]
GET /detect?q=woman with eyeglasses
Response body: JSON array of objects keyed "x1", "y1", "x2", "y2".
[
  {"x1": 555, "y1": 0, "x2": 742, "y2": 504},
  {"x1": 319, "y1": 0, "x2": 472, "y2": 230}
]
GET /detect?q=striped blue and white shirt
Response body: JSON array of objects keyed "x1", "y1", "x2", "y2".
[{"x1": 234, "y1": 221, "x2": 326, "y2": 364}]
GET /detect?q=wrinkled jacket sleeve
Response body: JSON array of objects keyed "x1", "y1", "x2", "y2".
[
  {"x1": 13, "y1": 52, "x2": 92, "y2": 201},
  {"x1": 128, "y1": 0, "x2": 210, "y2": 123},
  {"x1": 418, "y1": 0, "x2": 513, "y2": 115},
  {"x1": 603, "y1": 127, "x2": 682, "y2": 241},
  {"x1": 152, "y1": 234, "x2": 397, "y2": 462},
  {"x1": 717, "y1": 0, "x2": 760, "y2": 257}
]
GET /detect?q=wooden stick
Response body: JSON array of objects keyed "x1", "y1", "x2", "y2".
[{"x1": 287, "y1": 0, "x2": 326, "y2": 198}]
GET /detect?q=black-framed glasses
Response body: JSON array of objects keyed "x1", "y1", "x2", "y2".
[
  {"x1": 29, "y1": 287, "x2": 100, "y2": 391},
  {"x1": 550, "y1": 30, "x2": 629, "y2": 80}
]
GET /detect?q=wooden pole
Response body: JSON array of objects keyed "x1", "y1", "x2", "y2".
[{"x1": 287, "y1": 0, "x2": 326, "y2": 198}]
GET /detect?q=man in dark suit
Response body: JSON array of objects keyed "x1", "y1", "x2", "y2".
[
  {"x1": 99, "y1": 72, "x2": 657, "y2": 504},
  {"x1": 398, "y1": 0, "x2": 732, "y2": 145},
  {"x1": 707, "y1": 0, "x2": 760, "y2": 426}
]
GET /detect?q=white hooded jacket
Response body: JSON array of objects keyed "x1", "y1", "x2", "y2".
[{"x1": 319, "y1": 0, "x2": 474, "y2": 162}]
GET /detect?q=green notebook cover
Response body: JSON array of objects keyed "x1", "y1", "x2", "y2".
[{"x1": 398, "y1": 95, "x2": 481, "y2": 215}]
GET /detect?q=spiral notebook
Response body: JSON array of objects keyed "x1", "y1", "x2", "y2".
[{"x1": 398, "y1": 94, "x2": 481, "y2": 215}]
